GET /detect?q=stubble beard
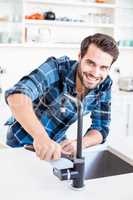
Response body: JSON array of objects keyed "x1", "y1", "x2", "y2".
[
  {"x1": 77, "y1": 65, "x2": 93, "y2": 92},
  {"x1": 77, "y1": 64, "x2": 103, "y2": 91}
]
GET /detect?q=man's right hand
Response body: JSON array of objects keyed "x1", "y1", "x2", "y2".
[
  {"x1": 7, "y1": 93, "x2": 63, "y2": 161},
  {"x1": 33, "y1": 134, "x2": 62, "y2": 161}
]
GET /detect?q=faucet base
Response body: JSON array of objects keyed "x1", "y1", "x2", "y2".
[
  {"x1": 72, "y1": 157, "x2": 85, "y2": 189},
  {"x1": 69, "y1": 183, "x2": 85, "y2": 191}
]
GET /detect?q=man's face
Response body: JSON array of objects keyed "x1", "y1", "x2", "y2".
[{"x1": 78, "y1": 44, "x2": 113, "y2": 90}]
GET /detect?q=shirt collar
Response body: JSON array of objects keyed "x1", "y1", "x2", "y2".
[{"x1": 64, "y1": 61, "x2": 78, "y2": 96}]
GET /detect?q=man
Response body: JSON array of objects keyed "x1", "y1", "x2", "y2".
[{"x1": 5, "y1": 33, "x2": 119, "y2": 160}]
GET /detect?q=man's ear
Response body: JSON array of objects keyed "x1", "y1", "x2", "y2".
[{"x1": 78, "y1": 52, "x2": 81, "y2": 61}]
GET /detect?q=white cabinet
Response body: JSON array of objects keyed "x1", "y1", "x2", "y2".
[
  {"x1": 109, "y1": 0, "x2": 133, "y2": 50},
  {"x1": 115, "y1": 0, "x2": 133, "y2": 48},
  {"x1": 0, "y1": 0, "x2": 23, "y2": 44},
  {"x1": 110, "y1": 91, "x2": 133, "y2": 140}
]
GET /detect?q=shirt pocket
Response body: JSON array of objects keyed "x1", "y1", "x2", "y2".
[{"x1": 83, "y1": 94, "x2": 98, "y2": 114}]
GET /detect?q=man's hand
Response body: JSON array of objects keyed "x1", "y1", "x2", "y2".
[
  {"x1": 33, "y1": 134, "x2": 62, "y2": 160},
  {"x1": 60, "y1": 139, "x2": 77, "y2": 156}
]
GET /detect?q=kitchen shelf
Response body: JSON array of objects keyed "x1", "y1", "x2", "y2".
[
  {"x1": 119, "y1": 47, "x2": 133, "y2": 50},
  {"x1": 25, "y1": 19, "x2": 115, "y2": 28},
  {"x1": 25, "y1": 0, "x2": 116, "y2": 9},
  {"x1": 118, "y1": 6, "x2": 133, "y2": 9},
  {"x1": 0, "y1": 43, "x2": 80, "y2": 49},
  {"x1": 117, "y1": 25, "x2": 133, "y2": 28},
  {"x1": 24, "y1": 43, "x2": 80, "y2": 49},
  {"x1": 0, "y1": 0, "x2": 133, "y2": 49},
  {"x1": 0, "y1": 21, "x2": 23, "y2": 25}
]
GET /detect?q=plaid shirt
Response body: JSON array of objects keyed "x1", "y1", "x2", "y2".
[{"x1": 5, "y1": 56, "x2": 112, "y2": 146}]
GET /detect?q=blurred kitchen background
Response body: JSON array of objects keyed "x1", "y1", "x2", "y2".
[{"x1": 0, "y1": 0, "x2": 133, "y2": 144}]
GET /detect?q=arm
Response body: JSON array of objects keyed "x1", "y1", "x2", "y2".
[
  {"x1": 60, "y1": 130, "x2": 102, "y2": 155},
  {"x1": 5, "y1": 57, "x2": 63, "y2": 160},
  {"x1": 61, "y1": 88, "x2": 111, "y2": 155},
  {"x1": 7, "y1": 93, "x2": 62, "y2": 160},
  {"x1": 81, "y1": 89, "x2": 111, "y2": 149},
  {"x1": 82, "y1": 129, "x2": 103, "y2": 148}
]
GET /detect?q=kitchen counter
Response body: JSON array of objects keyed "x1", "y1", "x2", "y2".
[{"x1": 0, "y1": 139, "x2": 133, "y2": 200}]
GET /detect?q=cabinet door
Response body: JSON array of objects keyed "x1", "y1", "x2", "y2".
[
  {"x1": 115, "y1": 0, "x2": 133, "y2": 48},
  {"x1": 0, "y1": 0, "x2": 23, "y2": 44},
  {"x1": 110, "y1": 92, "x2": 133, "y2": 140},
  {"x1": 109, "y1": 95, "x2": 128, "y2": 139},
  {"x1": 126, "y1": 100, "x2": 133, "y2": 136}
]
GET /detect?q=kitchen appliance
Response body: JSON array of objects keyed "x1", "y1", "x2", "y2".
[{"x1": 118, "y1": 76, "x2": 133, "y2": 91}]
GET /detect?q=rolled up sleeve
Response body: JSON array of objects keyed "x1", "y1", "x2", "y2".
[{"x1": 86, "y1": 88, "x2": 111, "y2": 143}]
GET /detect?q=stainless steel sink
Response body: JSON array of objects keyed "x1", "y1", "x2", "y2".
[{"x1": 84, "y1": 150, "x2": 133, "y2": 180}]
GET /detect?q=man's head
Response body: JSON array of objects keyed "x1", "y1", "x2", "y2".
[{"x1": 77, "y1": 33, "x2": 119, "y2": 91}]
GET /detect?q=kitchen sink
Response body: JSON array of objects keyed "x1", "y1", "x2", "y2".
[{"x1": 84, "y1": 149, "x2": 133, "y2": 180}]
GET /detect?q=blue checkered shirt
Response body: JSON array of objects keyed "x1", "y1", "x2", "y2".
[{"x1": 5, "y1": 56, "x2": 112, "y2": 146}]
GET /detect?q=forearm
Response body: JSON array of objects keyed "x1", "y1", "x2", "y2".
[
  {"x1": 7, "y1": 93, "x2": 49, "y2": 140},
  {"x1": 82, "y1": 129, "x2": 103, "y2": 149}
]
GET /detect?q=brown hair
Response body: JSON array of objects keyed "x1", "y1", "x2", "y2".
[{"x1": 80, "y1": 33, "x2": 119, "y2": 65}]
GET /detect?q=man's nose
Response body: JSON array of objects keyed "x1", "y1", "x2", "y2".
[{"x1": 92, "y1": 66, "x2": 101, "y2": 77}]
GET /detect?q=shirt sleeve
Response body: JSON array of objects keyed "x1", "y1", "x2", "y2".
[
  {"x1": 5, "y1": 57, "x2": 60, "y2": 103},
  {"x1": 86, "y1": 88, "x2": 112, "y2": 143}
]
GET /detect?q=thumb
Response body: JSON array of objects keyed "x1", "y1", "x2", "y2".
[{"x1": 61, "y1": 148, "x2": 71, "y2": 155}]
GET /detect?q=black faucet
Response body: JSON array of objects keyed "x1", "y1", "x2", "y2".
[{"x1": 53, "y1": 93, "x2": 85, "y2": 189}]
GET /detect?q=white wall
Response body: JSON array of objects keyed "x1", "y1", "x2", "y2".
[
  {"x1": 0, "y1": 46, "x2": 79, "y2": 90},
  {"x1": 113, "y1": 49, "x2": 133, "y2": 76}
]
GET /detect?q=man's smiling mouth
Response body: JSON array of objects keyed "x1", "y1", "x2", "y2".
[{"x1": 84, "y1": 73, "x2": 100, "y2": 83}]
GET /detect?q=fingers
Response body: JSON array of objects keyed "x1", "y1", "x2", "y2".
[
  {"x1": 61, "y1": 139, "x2": 77, "y2": 155},
  {"x1": 62, "y1": 143, "x2": 73, "y2": 153},
  {"x1": 33, "y1": 141, "x2": 61, "y2": 161},
  {"x1": 33, "y1": 137, "x2": 77, "y2": 161},
  {"x1": 60, "y1": 139, "x2": 72, "y2": 152},
  {"x1": 40, "y1": 144, "x2": 54, "y2": 160},
  {"x1": 60, "y1": 139, "x2": 71, "y2": 148},
  {"x1": 44, "y1": 144, "x2": 61, "y2": 161},
  {"x1": 53, "y1": 146, "x2": 61, "y2": 160},
  {"x1": 44, "y1": 148, "x2": 54, "y2": 160}
]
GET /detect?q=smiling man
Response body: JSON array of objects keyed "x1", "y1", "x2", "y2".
[{"x1": 5, "y1": 33, "x2": 119, "y2": 160}]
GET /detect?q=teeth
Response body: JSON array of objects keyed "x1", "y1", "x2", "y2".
[
  {"x1": 89, "y1": 77, "x2": 96, "y2": 80},
  {"x1": 87, "y1": 75, "x2": 97, "y2": 81}
]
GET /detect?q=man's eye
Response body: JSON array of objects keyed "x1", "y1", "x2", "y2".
[
  {"x1": 101, "y1": 66, "x2": 108, "y2": 70},
  {"x1": 86, "y1": 60, "x2": 94, "y2": 66}
]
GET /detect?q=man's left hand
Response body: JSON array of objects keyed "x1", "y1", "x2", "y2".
[{"x1": 60, "y1": 139, "x2": 77, "y2": 155}]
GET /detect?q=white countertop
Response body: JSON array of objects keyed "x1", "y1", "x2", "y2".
[{"x1": 0, "y1": 139, "x2": 133, "y2": 200}]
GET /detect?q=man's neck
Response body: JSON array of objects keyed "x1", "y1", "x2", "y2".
[{"x1": 76, "y1": 71, "x2": 86, "y2": 100}]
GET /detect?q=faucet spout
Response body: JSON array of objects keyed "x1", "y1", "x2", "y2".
[
  {"x1": 76, "y1": 95, "x2": 83, "y2": 159},
  {"x1": 54, "y1": 93, "x2": 85, "y2": 189},
  {"x1": 63, "y1": 93, "x2": 83, "y2": 159}
]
